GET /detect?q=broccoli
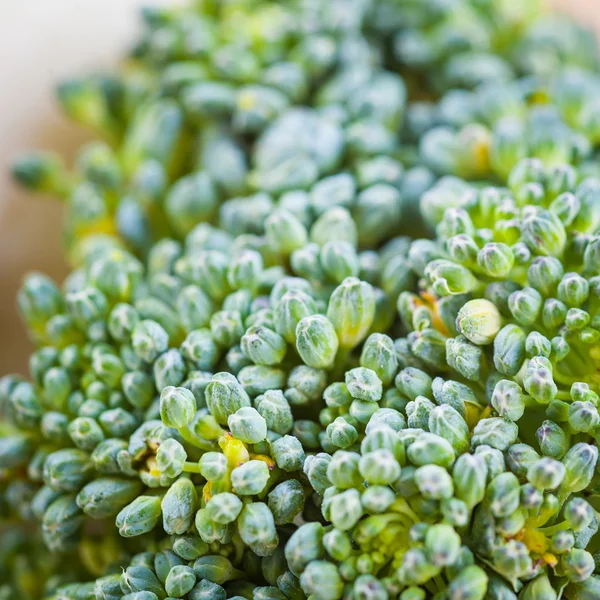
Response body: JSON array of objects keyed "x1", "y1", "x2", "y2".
[{"x1": 3, "y1": 1, "x2": 600, "y2": 600}]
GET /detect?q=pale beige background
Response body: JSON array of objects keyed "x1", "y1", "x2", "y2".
[{"x1": 0, "y1": 0, "x2": 597, "y2": 375}]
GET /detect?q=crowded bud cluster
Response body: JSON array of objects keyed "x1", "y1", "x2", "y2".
[{"x1": 3, "y1": 1, "x2": 600, "y2": 599}]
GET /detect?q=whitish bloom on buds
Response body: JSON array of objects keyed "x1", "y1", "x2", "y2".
[
  {"x1": 273, "y1": 290, "x2": 317, "y2": 344},
  {"x1": 241, "y1": 326, "x2": 287, "y2": 366},
  {"x1": 447, "y1": 565, "x2": 488, "y2": 600},
  {"x1": 268, "y1": 480, "x2": 305, "y2": 525},
  {"x1": 523, "y1": 357, "x2": 557, "y2": 405},
  {"x1": 299, "y1": 561, "x2": 343, "y2": 600},
  {"x1": 295, "y1": 315, "x2": 339, "y2": 369},
  {"x1": 456, "y1": 299, "x2": 501, "y2": 345},
  {"x1": 206, "y1": 493, "x2": 243, "y2": 524},
  {"x1": 116, "y1": 495, "x2": 162, "y2": 538},
  {"x1": 329, "y1": 489, "x2": 363, "y2": 531},
  {"x1": 326, "y1": 277, "x2": 375, "y2": 349},
  {"x1": 560, "y1": 443, "x2": 598, "y2": 496},
  {"x1": 359, "y1": 449, "x2": 401, "y2": 485},
  {"x1": 231, "y1": 460, "x2": 270, "y2": 495},
  {"x1": 521, "y1": 210, "x2": 567, "y2": 257},
  {"x1": 527, "y1": 457, "x2": 566, "y2": 490},
  {"x1": 165, "y1": 565, "x2": 196, "y2": 598},
  {"x1": 156, "y1": 439, "x2": 187, "y2": 479},
  {"x1": 254, "y1": 390, "x2": 293, "y2": 435},
  {"x1": 453, "y1": 454, "x2": 487, "y2": 509},
  {"x1": 162, "y1": 477, "x2": 198, "y2": 535},
  {"x1": 471, "y1": 418, "x2": 518, "y2": 451},
  {"x1": 199, "y1": 452, "x2": 228, "y2": 482},
  {"x1": 564, "y1": 497, "x2": 595, "y2": 532},
  {"x1": 477, "y1": 242, "x2": 514, "y2": 279},
  {"x1": 425, "y1": 524, "x2": 461, "y2": 567},
  {"x1": 160, "y1": 386, "x2": 196, "y2": 429},
  {"x1": 359, "y1": 333, "x2": 398, "y2": 386},
  {"x1": 271, "y1": 435, "x2": 305, "y2": 472},
  {"x1": 428, "y1": 405, "x2": 470, "y2": 454},
  {"x1": 490, "y1": 379, "x2": 525, "y2": 422},
  {"x1": 414, "y1": 465, "x2": 454, "y2": 500},
  {"x1": 345, "y1": 367, "x2": 383, "y2": 402},
  {"x1": 205, "y1": 373, "x2": 251, "y2": 425},
  {"x1": 425, "y1": 259, "x2": 478, "y2": 296},
  {"x1": 228, "y1": 407, "x2": 267, "y2": 444},
  {"x1": 562, "y1": 549, "x2": 595, "y2": 583},
  {"x1": 265, "y1": 209, "x2": 308, "y2": 255},
  {"x1": 237, "y1": 502, "x2": 279, "y2": 557},
  {"x1": 326, "y1": 417, "x2": 358, "y2": 449},
  {"x1": 284, "y1": 522, "x2": 325, "y2": 577},
  {"x1": 408, "y1": 432, "x2": 456, "y2": 468},
  {"x1": 486, "y1": 472, "x2": 520, "y2": 518}
]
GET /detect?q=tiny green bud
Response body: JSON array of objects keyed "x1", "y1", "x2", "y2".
[
  {"x1": 231, "y1": 460, "x2": 270, "y2": 495},
  {"x1": 562, "y1": 549, "x2": 595, "y2": 583},
  {"x1": 326, "y1": 417, "x2": 358, "y2": 449},
  {"x1": 273, "y1": 290, "x2": 317, "y2": 344},
  {"x1": 206, "y1": 493, "x2": 243, "y2": 525},
  {"x1": 326, "y1": 277, "x2": 375, "y2": 349},
  {"x1": 425, "y1": 524, "x2": 461, "y2": 567},
  {"x1": 564, "y1": 497, "x2": 595, "y2": 532},
  {"x1": 241, "y1": 326, "x2": 287, "y2": 366},
  {"x1": 77, "y1": 477, "x2": 143, "y2": 519},
  {"x1": 268, "y1": 480, "x2": 305, "y2": 525},
  {"x1": 453, "y1": 454, "x2": 488, "y2": 509},
  {"x1": 329, "y1": 488, "x2": 363, "y2": 531},
  {"x1": 425, "y1": 259, "x2": 478, "y2": 296},
  {"x1": 299, "y1": 561, "x2": 343, "y2": 600},
  {"x1": 476, "y1": 242, "x2": 514, "y2": 279},
  {"x1": 160, "y1": 386, "x2": 196, "y2": 429},
  {"x1": 132, "y1": 320, "x2": 169, "y2": 363},
  {"x1": 508, "y1": 287, "x2": 543, "y2": 327},
  {"x1": 43, "y1": 448, "x2": 94, "y2": 492},
  {"x1": 295, "y1": 315, "x2": 339, "y2": 369},
  {"x1": 359, "y1": 449, "x2": 401, "y2": 485},
  {"x1": 493, "y1": 325, "x2": 526, "y2": 376},
  {"x1": 345, "y1": 367, "x2": 383, "y2": 402},
  {"x1": 265, "y1": 209, "x2": 308, "y2": 255},
  {"x1": 491, "y1": 379, "x2": 525, "y2": 422},
  {"x1": 165, "y1": 566, "x2": 196, "y2": 598},
  {"x1": 527, "y1": 457, "x2": 566, "y2": 490},
  {"x1": 320, "y1": 241, "x2": 359, "y2": 284},
  {"x1": 472, "y1": 417, "x2": 518, "y2": 451},
  {"x1": 205, "y1": 372, "x2": 251, "y2": 425},
  {"x1": 359, "y1": 333, "x2": 398, "y2": 386},
  {"x1": 271, "y1": 435, "x2": 305, "y2": 472},
  {"x1": 408, "y1": 432, "x2": 455, "y2": 468},
  {"x1": 521, "y1": 210, "x2": 567, "y2": 257},
  {"x1": 116, "y1": 495, "x2": 162, "y2": 538},
  {"x1": 486, "y1": 472, "x2": 520, "y2": 518},
  {"x1": 414, "y1": 464, "x2": 454, "y2": 500},
  {"x1": 237, "y1": 502, "x2": 279, "y2": 557},
  {"x1": 162, "y1": 477, "x2": 198, "y2": 535},
  {"x1": 254, "y1": 390, "x2": 293, "y2": 435},
  {"x1": 228, "y1": 407, "x2": 267, "y2": 443}
]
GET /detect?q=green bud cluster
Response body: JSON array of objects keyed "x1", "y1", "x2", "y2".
[
  {"x1": 294, "y1": 406, "x2": 600, "y2": 598},
  {"x1": 4, "y1": 1, "x2": 600, "y2": 600},
  {"x1": 417, "y1": 69, "x2": 600, "y2": 183}
]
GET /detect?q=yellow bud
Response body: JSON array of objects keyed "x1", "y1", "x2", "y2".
[
  {"x1": 542, "y1": 553, "x2": 558, "y2": 568},
  {"x1": 249, "y1": 453, "x2": 276, "y2": 470},
  {"x1": 521, "y1": 527, "x2": 550, "y2": 555},
  {"x1": 219, "y1": 434, "x2": 250, "y2": 468},
  {"x1": 203, "y1": 481, "x2": 212, "y2": 504}
]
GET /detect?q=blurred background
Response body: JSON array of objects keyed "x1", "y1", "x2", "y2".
[{"x1": 0, "y1": 0, "x2": 598, "y2": 375}]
